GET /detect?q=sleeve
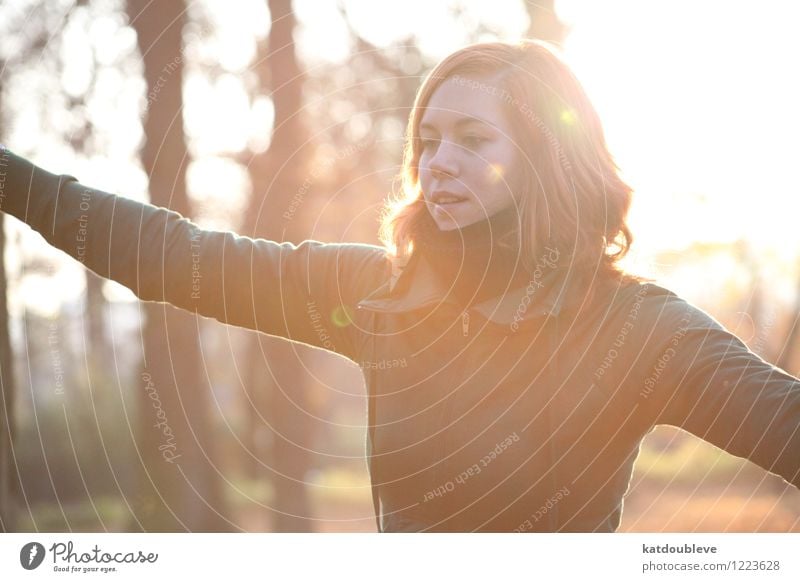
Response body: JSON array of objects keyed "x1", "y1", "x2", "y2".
[
  {"x1": 638, "y1": 287, "x2": 800, "y2": 489},
  {"x1": 0, "y1": 147, "x2": 389, "y2": 360}
]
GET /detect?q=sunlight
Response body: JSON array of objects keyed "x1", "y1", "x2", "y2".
[
  {"x1": 557, "y1": 0, "x2": 800, "y2": 268},
  {"x1": 488, "y1": 163, "x2": 506, "y2": 183}
]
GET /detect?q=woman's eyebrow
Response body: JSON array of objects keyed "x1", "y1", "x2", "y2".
[{"x1": 420, "y1": 116, "x2": 496, "y2": 133}]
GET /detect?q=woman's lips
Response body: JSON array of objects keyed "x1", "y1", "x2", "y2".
[{"x1": 430, "y1": 192, "x2": 468, "y2": 205}]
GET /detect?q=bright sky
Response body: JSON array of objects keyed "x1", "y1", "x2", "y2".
[
  {"x1": 8, "y1": 0, "x2": 800, "y2": 316},
  {"x1": 555, "y1": 0, "x2": 800, "y2": 308},
  {"x1": 558, "y1": 0, "x2": 800, "y2": 265}
]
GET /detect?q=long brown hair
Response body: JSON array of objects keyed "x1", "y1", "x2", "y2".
[{"x1": 380, "y1": 39, "x2": 643, "y2": 288}]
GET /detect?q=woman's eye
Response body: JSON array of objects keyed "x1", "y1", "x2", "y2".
[
  {"x1": 462, "y1": 134, "x2": 486, "y2": 149},
  {"x1": 420, "y1": 137, "x2": 439, "y2": 151}
]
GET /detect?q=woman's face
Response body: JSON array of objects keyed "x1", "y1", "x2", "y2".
[{"x1": 418, "y1": 74, "x2": 525, "y2": 231}]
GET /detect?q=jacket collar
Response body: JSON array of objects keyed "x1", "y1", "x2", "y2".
[{"x1": 357, "y1": 250, "x2": 580, "y2": 324}]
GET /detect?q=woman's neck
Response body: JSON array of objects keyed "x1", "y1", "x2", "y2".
[
  {"x1": 414, "y1": 206, "x2": 529, "y2": 306},
  {"x1": 416, "y1": 205, "x2": 520, "y2": 251}
]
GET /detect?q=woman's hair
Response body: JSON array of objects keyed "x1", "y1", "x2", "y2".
[{"x1": 379, "y1": 39, "x2": 642, "y2": 287}]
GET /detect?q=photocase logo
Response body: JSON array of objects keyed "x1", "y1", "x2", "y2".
[{"x1": 19, "y1": 542, "x2": 46, "y2": 570}]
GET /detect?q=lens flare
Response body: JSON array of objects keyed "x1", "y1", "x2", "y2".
[
  {"x1": 331, "y1": 304, "x2": 354, "y2": 327},
  {"x1": 488, "y1": 163, "x2": 506, "y2": 182}
]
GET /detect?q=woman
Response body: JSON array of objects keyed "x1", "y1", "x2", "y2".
[{"x1": 1, "y1": 40, "x2": 798, "y2": 532}]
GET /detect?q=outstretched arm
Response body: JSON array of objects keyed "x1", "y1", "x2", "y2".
[
  {"x1": 642, "y1": 289, "x2": 800, "y2": 489},
  {"x1": 0, "y1": 147, "x2": 388, "y2": 359}
]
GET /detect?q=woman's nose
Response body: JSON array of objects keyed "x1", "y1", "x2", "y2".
[{"x1": 428, "y1": 139, "x2": 460, "y2": 177}]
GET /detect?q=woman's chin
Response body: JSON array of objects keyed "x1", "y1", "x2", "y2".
[
  {"x1": 431, "y1": 213, "x2": 482, "y2": 231},
  {"x1": 434, "y1": 220, "x2": 461, "y2": 231}
]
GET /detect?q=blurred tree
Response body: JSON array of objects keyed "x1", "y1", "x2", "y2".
[
  {"x1": 127, "y1": 0, "x2": 230, "y2": 531},
  {"x1": 235, "y1": 0, "x2": 429, "y2": 532},
  {"x1": 238, "y1": 0, "x2": 317, "y2": 532},
  {"x1": 525, "y1": 0, "x2": 569, "y2": 44},
  {"x1": 7, "y1": 0, "x2": 152, "y2": 531},
  {"x1": 0, "y1": 3, "x2": 65, "y2": 532},
  {"x1": 0, "y1": 198, "x2": 16, "y2": 532},
  {"x1": 0, "y1": 60, "x2": 13, "y2": 532},
  {"x1": 778, "y1": 265, "x2": 800, "y2": 373}
]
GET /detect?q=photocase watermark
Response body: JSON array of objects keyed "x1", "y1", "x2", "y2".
[
  {"x1": 594, "y1": 284, "x2": 650, "y2": 380},
  {"x1": 640, "y1": 308, "x2": 693, "y2": 399},
  {"x1": 513, "y1": 485, "x2": 571, "y2": 532},
  {"x1": 423, "y1": 432, "x2": 520, "y2": 502},
  {"x1": 142, "y1": 371, "x2": 181, "y2": 463},
  {"x1": 144, "y1": 26, "x2": 210, "y2": 109},
  {"x1": 19, "y1": 542, "x2": 46, "y2": 570},
  {"x1": 48, "y1": 321, "x2": 65, "y2": 396},
  {"x1": 41, "y1": 540, "x2": 158, "y2": 574},
  {"x1": 510, "y1": 246, "x2": 560, "y2": 331},
  {"x1": 190, "y1": 227, "x2": 201, "y2": 300},
  {"x1": 76, "y1": 189, "x2": 91, "y2": 263},
  {"x1": 283, "y1": 140, "x2": 372, "y2": 221},
  {"x1": 359, "y1": 357, "x2": 407, "y2": 371},
  {"x1": 450, "y1": 75, "x2": 573, "y2": 172},
  {"x1": 0, "y1": 146, "x2": 9, "y2": 210},
  {"x1": 306, "y1": 299, "x2": 336, "y2": 351}
]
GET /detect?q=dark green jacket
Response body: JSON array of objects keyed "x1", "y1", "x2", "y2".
[{"x1": 2, "y1": 148, "x2": 798, "y2": 531}]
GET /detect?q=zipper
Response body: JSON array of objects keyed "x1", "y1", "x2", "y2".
[{"x1": 429, "y1": 309, "x2": 472, "y2": 496}]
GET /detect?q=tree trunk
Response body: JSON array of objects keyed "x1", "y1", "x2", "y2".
[
  {"x1": 127, "y1": 0, "x2": 229, "y2": 531},
  {"x1": 777, "y1": 263, "x2": 800, "y2": 373},
  {"x1": 240, "y1": 0, "x2": 316, "y2": 531},
  {"x1": 0, "y1": 214, "x2": 17, "y2": 533},
  {"x1": 84, "y1": 272, "x2": 109, "y2": 376},
  {"x1": 526, "y1": 0, "x2": 568, "y2": 43},
  {"x1": 0, "y1": 63, "x2": 18, "y2": 532}
]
